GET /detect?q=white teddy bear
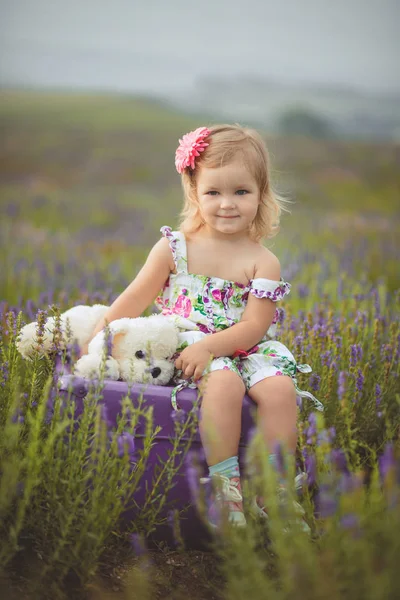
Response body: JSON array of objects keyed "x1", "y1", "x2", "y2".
[
  {"x1": 74, "y1": 315, "x2": 179, "y2": 385},
  {"x1": 17, "y1": 305, "x2": 179, "y2": 386}
]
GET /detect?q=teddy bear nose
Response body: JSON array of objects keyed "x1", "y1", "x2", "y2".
[{"x1": 151, "y1": 367, "x2": 161, "y2": 378}]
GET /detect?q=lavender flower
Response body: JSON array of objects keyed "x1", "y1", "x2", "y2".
[
  {"x1": 350, "y1": 344, "x2": 363, "y2": 366},
  {"x1": 378, "y1": 443, "x2": 395, "y2": 484},
  {"x1": 130, "y1": 533, "x2": 147, "y2": 556},
  {"x1": 117, "y1": 432, "x2": 136, "y2": 458},
  {"x1": 337, "y1": 371, "x2": 347, "y2": 400},
  {"x1": 328, "y1": 427, "x2": 336, "y2": 441},
  {"x1": 330, "y1": 448, "x2": 349, "y2": 475},
  {"x1": 340, "y1": 513, "x2": 361, "y2": 536},
  {"x1": 316, "y1": 483, "x2": 338, "y2": 518},
  {"x1": 356, "y1": 369, "x2": 364, "y2": 394},
  {"x1": 185, "y1": 451, "x2": 202, "y2": 503},
  {"x1": 338, "y1": 472, "x2": 363, "y2": 494},
  {"x1": 375, "y1": 384, "x2": 382, "y2": 407},
  {"x1": 309, "y1": 373, "x2": 321, "y2": 392},
  {"x1": 272, "y1": 441, "x2": 286, "y2": 476},
  {"x1": 297, "y1": 284, "x2": 309, "y2": 298},
  {"x1": 306, "y1": 412, "x2": 317, "y2": 444},
  {"x1": 171, "y1": 408, "x2": 187, "y2": 425},
  {"x1": 305, "y1": 452, "x2": 317, "y2": 486},
  {"x1": 320, "y1": 350, "x2": 332, "y2": 367},
  {"x1": 101, "y1": 404, "x2": 114, "y2": 428}
]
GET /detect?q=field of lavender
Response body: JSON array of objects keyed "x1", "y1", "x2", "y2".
[{"x1": 0, "y1": 91, "x2": 399, "y2": 600}]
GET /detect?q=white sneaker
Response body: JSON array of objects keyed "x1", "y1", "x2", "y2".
[{"x1": 199, "y1": 474, "x2": 247, "y2": 529}]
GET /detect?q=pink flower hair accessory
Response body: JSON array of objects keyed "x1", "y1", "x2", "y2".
[{"x1": 175, "y1": 126, "x2": 210, "y2": 174}]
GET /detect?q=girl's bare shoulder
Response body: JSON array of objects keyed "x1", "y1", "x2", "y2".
[{"x1": 252, "y1": 243, "x2": 281, "y2": 280}]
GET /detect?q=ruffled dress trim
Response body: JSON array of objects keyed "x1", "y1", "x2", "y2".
[{"x1": 249, "y1": 278, "x2": 291, "y2": 302}]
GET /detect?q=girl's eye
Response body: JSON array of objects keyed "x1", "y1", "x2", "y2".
[
  {"x1": 206, "y1": 191, "x2": 219, "y2": 196},
  {"x1": 236, "y1": 189, "x2": 249, "y2": 195},
  {"x1": 135, "y1": 350, "x2": 145, "y2": 359}
]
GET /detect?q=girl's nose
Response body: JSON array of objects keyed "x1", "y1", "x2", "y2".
[{"x1": 220, "y1": 195, "x2": 235, "y2": 208}]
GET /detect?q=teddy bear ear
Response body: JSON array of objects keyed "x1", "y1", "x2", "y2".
[
  {"x1": 108, "y1": 319, "x2": 131, "y2": 361},
  {"x1": 110, "y1": 332, "x2": 126, "y2": 361},
  {"x1": 108, "y1": 318, "x2": 131, "y2": 336}
]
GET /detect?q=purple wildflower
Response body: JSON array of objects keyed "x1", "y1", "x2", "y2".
[
  {"x1": 316, "y1": 483, "x2": 338, "y2": 518},
  {"x1": 350, "y1": 345, "x2": 357, "y2": 367},
  {"x1": 317, "y1": 429, "x2": 331, "y2": 445},
  {"x1": 375, "y1": 384, "x2": 382, "y2": 407},
  {"x1": 171, "y1": 408, "x2": 187, "y2": 425},
  {"x1": 103, "y1": 327, "x2": 113, "y2": 357},
  {"x1": 272, "y1": 441, "x2": 286, "y2": 476},
  {"x1": 337, "y1": 371, "x2": 347, "y2": 400},
  {"x1": 320, "y1": 350, "x2": 332, "y2": 367},
  {"x1": 381, "y1": 343, "x2": 391, "y2": 362},
  {"x1": 101, "y1": 404, "x2": 114, "y2": 428},
  {"x1": 378, "y1": 443, "x2": 395, "y2": 484},
  {"x1": 305, "y1": 452, "x2": 317, "y2": 486},
  {"x1": 130, "y1": 533, "x2": 147, "y2": 556},
  {"x1": 297, "y1": 284, "x2": 309, "y2": 298},
  {"x1": 339, "y1": 473, "x2": 362, "y2": 494},
  {"x1": 309, "y1": 373, "x2": 321, "y2": 392},
  {"x1": 335, "y1": 336, "x2": 343, "y2": 351},
  {"x1": 294, "y1": 334, "x2": 304, "y2": 355},
  {"x1": 306, "y1": 412, "x2": 317, "y2": 444},
  {"x1": 117, "y1": 432, "x2": 135, "y2": 458},
  {"x1": 340, "y1": 513, "x2": 361, "y2": 533},
  {"x1": 185, "y1": 451, "x2": 202, "y2": 503},
  {"x1": 11, "y1": 409, "x2": 24, "y2": 424},
  {"x1": 356, "y1": 369, "x2": 364, "y2": 394},
  {"x1": 372, "y1": 288, "x2": 380, "y2": 314},
  {"x1": 395, "y1": 334, "x2": 400, "y2": 363},
  {"x1": 330, "y1": 448, "x2": 349, "y2": 475}
]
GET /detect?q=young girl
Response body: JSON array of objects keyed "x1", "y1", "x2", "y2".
[{"x1": 86, "y1": 124, "x2": 323, "y2": 530}]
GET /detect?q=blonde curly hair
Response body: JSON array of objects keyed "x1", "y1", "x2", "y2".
[{"x1": 178, "y1": 124, "x2": 292, "y2": 242}]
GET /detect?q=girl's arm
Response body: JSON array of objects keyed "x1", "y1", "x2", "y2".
[
  {"x1": 200, "y1": 254, "x2": 281, "y2": 358},
  {"x1": 80, "y1": 237, "x2": 173, "y2": 355}
]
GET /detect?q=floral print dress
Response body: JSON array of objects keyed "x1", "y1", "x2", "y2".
[{"x1": 155, "y1": 226, "x2": 323, "y2": 412}]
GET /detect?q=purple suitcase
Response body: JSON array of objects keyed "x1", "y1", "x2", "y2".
[{"x1": 55, "y1": 360, "x2": 258, "y2": 549}]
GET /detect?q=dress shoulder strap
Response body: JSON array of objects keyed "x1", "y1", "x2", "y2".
[{"x1": 160, "y1": 226, "x2": 188, "y2": 274}]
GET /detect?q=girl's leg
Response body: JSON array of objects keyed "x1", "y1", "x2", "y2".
[
  {"x1": 198, "y1": 369, "x2": 245, "y2": 466},
  {"x1": 197, "y1": 369, "x2": 247, "y2": 527},
  {"x1": 246, "y1": 375, "x2": 311, "y2": 532},
  {"x1": 247, "y1": 375, "x2": 298, "y2": 454}
]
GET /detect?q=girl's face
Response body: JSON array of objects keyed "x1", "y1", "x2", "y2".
[{"x1": 195, "y1": 158, "x2": 260, "y2": 239}]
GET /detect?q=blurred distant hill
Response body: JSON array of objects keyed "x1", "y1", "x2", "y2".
[{"x1": 180, "y1": 77, "x2": 400, "y2": 142}]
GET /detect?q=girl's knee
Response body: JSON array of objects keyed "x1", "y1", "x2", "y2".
[
  {"x1": 200, "y1": 368, "x2": 245, "y2": 397},
  {"x1": 249, "y1": 374, "x2": 296, "y2": 403}
]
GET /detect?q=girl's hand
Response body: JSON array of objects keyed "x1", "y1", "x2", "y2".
[
  {"x1": 79, "y1": 343, "x2": 89, "y2": 358},
  {"x1": 174, "y1": 342, "x2": 213, "y2": 382}
]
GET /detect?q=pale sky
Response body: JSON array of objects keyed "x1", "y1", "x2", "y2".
[{"x1": 0, "y1": 0, "x2": 399, "y2": 94}]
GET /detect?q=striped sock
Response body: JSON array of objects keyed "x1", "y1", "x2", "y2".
[{"x1": 209, "y1": 455, "x2": 240, "y2": 479}]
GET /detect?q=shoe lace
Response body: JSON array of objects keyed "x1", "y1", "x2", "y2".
[{"x1": 200, "y1": 474, "x2": 243, "y2": 503}]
